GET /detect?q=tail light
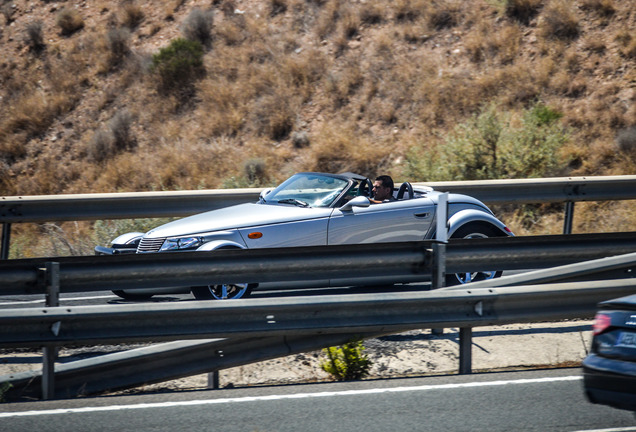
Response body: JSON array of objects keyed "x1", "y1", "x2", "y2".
[{"x1": 592, "y1": 313, "x2": 612, "y2": 335}]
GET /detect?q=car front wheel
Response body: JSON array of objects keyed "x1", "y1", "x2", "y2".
[
  {"x1": 445, "y1": 223, "x2": 504, "y2": 286},
  {"x1": 191, "y1": 283, "x2": 255, "y2": 300}
]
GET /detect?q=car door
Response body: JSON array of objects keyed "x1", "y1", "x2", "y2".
[
  {"x1": 327, "y1": 198, "x2": 435, "y2": 245},
  {"x1": 326, "y1": 198, "x2": 435, "y2": 287}
]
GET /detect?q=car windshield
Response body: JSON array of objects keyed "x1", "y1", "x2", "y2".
[{"x1": 264, "y1": 173, "x2": 350, "y2": 208}]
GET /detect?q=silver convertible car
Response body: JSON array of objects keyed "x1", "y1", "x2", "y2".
[{"x1": 96, "y1": 172, "x2": 513, "y2": 300}]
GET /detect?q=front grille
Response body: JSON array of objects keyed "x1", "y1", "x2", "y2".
[{"x1": 137, "y1": 237, "x2": 166, "y2": 253}]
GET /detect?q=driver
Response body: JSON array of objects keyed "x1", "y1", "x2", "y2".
[{"x1": 370, "y1": 175, "x2": 395, "y2": 203}]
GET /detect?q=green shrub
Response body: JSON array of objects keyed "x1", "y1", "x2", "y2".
[
  {"x1": 151, "y1": 38, "x2": 205, "y2": 93},
  {"x1": 321, "y1": 339, "x2": 371, "y2": 381},
  {"x1": 405, "y1": 101, "x2": 569, "y2": 181}
]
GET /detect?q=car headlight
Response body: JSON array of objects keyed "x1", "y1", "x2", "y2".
[{"x1": 160, "y1": 237, "x2": 203, "y2": 251}]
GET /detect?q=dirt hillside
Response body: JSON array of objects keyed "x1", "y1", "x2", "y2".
[{"x1": 0, "y1": 0, "x2": 634, "y2": 253}]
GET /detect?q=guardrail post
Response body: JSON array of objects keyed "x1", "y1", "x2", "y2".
[
  {"x1": 208, "y1": 370, "x2": 220, "y2": 389},
  {"x1": 563, "y1": 201, "x2": 575, "y2": 235},
  {"x1": 458, "y1": 327, "x2": 472, "y2": 374},
  {"x1": 431, "y1": 193, "x2": 448, "y2": 337},
  {"x1": 1, "y1": 223, "x2": 10, "y2": 260},
  {"x1": 432, "y1": 193, "x2": 449, "y2": 290},
  {"x1": 42, "y1": 262, "x2": 60, "y2": 400}
]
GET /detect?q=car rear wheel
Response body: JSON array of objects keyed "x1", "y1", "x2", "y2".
[
  {"x1": 192, "y1": 283, "x2": 255, "y2": 300},
  {"x1": 445, "y1": 223, "x2": 504, "y2": 286}
]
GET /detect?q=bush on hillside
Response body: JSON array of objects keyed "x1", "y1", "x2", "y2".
[
  {"x1": 269, "y1": 0, "x2": 287, "y2": 17},
  {"x1": 539, "y1": 0, "x2": 580, "y2": 40},
  {"x1": 105, "y1": 28, "x2": 131, "y2": 69},
  {"x1": 151, "y1": 38, "x2": 205, "y2": 94},
  {"x1": 120, "y1": 1, "x2": 145, "y2": 29},
  {"x1": 24, "y1": 20, "x2": 45, "y2": 53},
  {"x1": 617, "y1": 126, "x2": 636, "y2": 158},
  {"x1": 88, "y1": 110, "x2": 136, "y2": 162},
  {"x1": 88, "y1": 129, "x2": 115, "y2": 163},
  {"x1": 504, "y1": 0, "x2": 542, "y2": 25},
  {"x1": 181, "y1": 8, "x2": 214, "y2": 48},
  {"x1": 109, "y1": 110, "x2": 136, "y2": 151},
  {"x1": 56, "y1": 7, "x2": 84, "y2": 36},
  {"x1": 406, "y1": 102, "x2": 569, "y2": 181}
]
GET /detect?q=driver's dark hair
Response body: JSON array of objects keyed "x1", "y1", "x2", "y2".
[{"x1": 375, "y1": 175, "x2": 394, "y2": 190}]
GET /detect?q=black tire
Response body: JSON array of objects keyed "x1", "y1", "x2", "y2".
[
  {"x1": 445, "y1": 222, "x2": 504, "y2": 286},
  {"x1": 192, "y1": 283, "x2": 255, "y2": 300},
  {"x1": 191, "y1": 246, "x2": 256, "y2": 300},
  {"x1": 112, "y1": 290, "x2": 154, "y2": 301}
]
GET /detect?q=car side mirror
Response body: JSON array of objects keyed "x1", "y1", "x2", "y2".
[
  {"x1": 259, "y1": 188, "x2": 272, "y2": 202},
  {"x1": 339, "y1": 196, "x2": 371, "y2": 212}
]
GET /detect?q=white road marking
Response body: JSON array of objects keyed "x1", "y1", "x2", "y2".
[
  {"x1": 0, "y1": 295, "x2": 115, "y2": 306},
  {"x1": 571, "y1": 429, "x2": 636, "y2": 432},
  {"x1": 0, "y1": 375, "x2": 582, "y2": 418}
]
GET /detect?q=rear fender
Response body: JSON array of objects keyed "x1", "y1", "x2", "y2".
[{"x1": 448, "y1": 209, "x2": 511, "y2": 237}]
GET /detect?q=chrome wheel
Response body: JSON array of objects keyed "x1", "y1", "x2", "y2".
[
  {"x1": 192, "y1": 283, "x2": 254, "y2": 300},
  {"x1": 446, "y1": 224, "x2": 503, "y2": 286}
]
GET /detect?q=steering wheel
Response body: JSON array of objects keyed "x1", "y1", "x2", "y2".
[
  {"x1": 397, "y1": 182, "x2": 414, "y2": 200},
  {"x1": 359, "y1": 179, "x2": 373, "y2": 197}
]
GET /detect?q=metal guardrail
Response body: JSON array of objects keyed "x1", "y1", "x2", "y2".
[
  {"x1": 1, "y1": 278, "x2": 635, "y2": 349},
  {"x1": 2, "y1": 175, "x2": 636, "y2": 259},
  {"x1": 417, "y1": 175, "x2": 636, "y2": 203},
  {"x1": 1, "y1": 232, "x2": 635, "y2": 295},
  {"x1": 2, "y1": 176, "x2": 635, "y2": 223}
]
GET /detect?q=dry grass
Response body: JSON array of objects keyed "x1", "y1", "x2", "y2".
[
  {"x1": 504, "y1": 0, "x2": 543, "y2": 25},
  {"x1": 465, "y1": 23, "x2": 522, "y2": 64},
  {"x1": 120, "y1": 1, "x2": 145, "y2": 29},
  {"x1": 24, "y1": 20, "x2": 45, "y2": 53},
  {"x1": 181, "y1": 8, "x2": 214, "y2": 47},
  {"x1": 580, "y1": 0, "x2": 616, "y2": 18},
  {"x1": 615, "y1": 30, "x2": 636, "y2": 59},
  {"x1": 56, "y1": 7, "x2": 85, "y2": 36},
  {"x1": 539, "y1": 0, "x2": 580, "y2": 40}
]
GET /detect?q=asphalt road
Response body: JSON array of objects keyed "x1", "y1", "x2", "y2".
[{"x1": 0, "y1": 369, "x2": 633, "y2": 432}]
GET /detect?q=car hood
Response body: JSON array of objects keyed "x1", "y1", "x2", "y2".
[{"x1": 144, "y1": 203, "x2": 333, "y2": 239}]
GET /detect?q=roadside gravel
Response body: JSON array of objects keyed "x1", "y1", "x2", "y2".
[{"x1": 121, "y1": 320, "x2": 594, "y2": 393}]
